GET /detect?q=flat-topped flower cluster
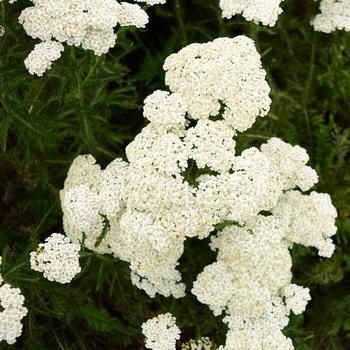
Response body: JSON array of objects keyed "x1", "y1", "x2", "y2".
[
  {"x1": 11, "y1": 0, "x2": 166, "y2": 75},
  {"x1": 0, "y1": 258, "x2": 28, "y2": 345},
  {"x1": 8, "y1": 0, "x2": 349, "y2": 76},
  {"x1": 218, "y1": 0, "x2": 350, "y2": 32},
  {"x1": 58, "y1": 36, "x2": 337, "y2": 349},
  {"x1": 219, "y1": 0, "x2": 284, "y2": 26},
  {"x1": 30, "y1": 233, "x2": 81, "y2": 284},
  {"x1": 312, "y1": 0, "x2": 350, "y2": 33}
]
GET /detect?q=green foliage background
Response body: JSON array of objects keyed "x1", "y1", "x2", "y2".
[{"x1": 0, "y1": 0, "x2": 349, "y2": 349}]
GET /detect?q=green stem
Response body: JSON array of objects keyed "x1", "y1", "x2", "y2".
[
  {"x1": 303, "y1": 42, "x2": 315, "y2": 146},
  {"x1": 82, "y1": 56, "x2": 100, "y2": 86},
  {"x1": 33, "y1": 203, "x2": 56, "y2": 235},
  {"x1": 5, "y1": 261, "x2": 28, "y2": 276},
  {"x1": 174, "y1": 0, "x2": 187, "y2": 45}
]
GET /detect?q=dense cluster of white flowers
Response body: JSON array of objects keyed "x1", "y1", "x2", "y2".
[
  {"x1": 272, "y1": 190, "x2": 337, "y2": 258},
  {"x1": 14, "y1": 0, "x2": 167, "y2": 75},
  {"x1": 163, "y1": 36, "x2": 271, "y2": 132},
  {"x1": 192, "y1": 216, "x2": 313, "y2": 349},
  {"x1": 61, "y1": 156, "x2": 129, "y2": 254},
  {"x1": 142, "y1": 313, "x2": 181, "y2": 350},
  {"x1": 60, "y1": 36, "x2": 337, "y2": 348},
  {"x1": 0, "y1": 259, "x2": 28, "y2": 345},
  {"x1": 30, "y1": 233, "x2": 81, "y2": 284},
  {"x1": 312, "y1": 0, "x2": 350, "y2": 32},
  {"x1": 24, "y1": 41, "x2": 64, "y2": 77},
  {"x1": 219, "y1": 0, "x2": 284, "y2": 26}
]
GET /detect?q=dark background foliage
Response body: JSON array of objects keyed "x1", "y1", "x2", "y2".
[{"x1": 0, "y1": 0, "x2": 349, "y2": 349}]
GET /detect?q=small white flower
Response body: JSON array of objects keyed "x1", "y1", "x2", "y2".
[
  {"x1": 272, "y1": 190, "x2": 338, "y2": 257},
  {"x1": 261, "y1": 137, "x2": 318, "y2": 191},
  {"x1": 24, "y1": 40, "x2": 64, "y2": 76},
  {"x1": 143, "y1": 90, "x2": 188, "y2": 132},
  {"x1": 312, "y1": 0, "x2": 350, "y2": 33},
  {"x1": 185, "y1": 120, "x2": 236, "y2": 172},
  {"x1": 283, "y1": 284, "x2": 311, "y2": 315},
  {"x1": 0, "y1": 281, "x2": 28, "y2": 345},
  {"x1": 219, "y1": 0, "x2": 284, "y2": 26},
  {"x1": 30, "y1": 233, "x2": 81, "y2": 284},
  {"x1": 17, "y1": 0, "x2": 161, "y2": 74},
  {"x1": 142, "y1": 313, "x2": 181, "y2": 350},
  {"x1": 164, "y1": 36, "x2": 271, "y2": 132},
  {"x1": 117, "y1": 2, "x2": 149, "y2": 28},
  {"x1": 60, "y1": 155, "x2": 129, "y2": 253}
]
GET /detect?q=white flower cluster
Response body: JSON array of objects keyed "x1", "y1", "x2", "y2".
[
  {"x1": 60, "y1": 156, "x2": 129, "y2": 254},
  {"x1": 61, "y1": 36, "x2": 273, "y2": 298},
  {"x1": 272, "y1": 190, "x2": 338, "y2": 258},
  {"x1": 142, "y1": 313, "x2": 181, "y2": 350},
  {"x1": 192, "y1": 216, "x2": 313, "y2": 349},
  {"x1": 15, "y1": 0, "x2": 166, "y2": 75},
  {"x1": 60, "y1": 36, "x2": 337, "y2": 348},
  {"x1": 219, "y1": 0, "x2": 284, "y2": 26},
  {"x1": 0, "y1": 259, "x2": 28, "y2": 345},
  {"x1": 24, "y1": 41, "x2": 64, "y2": 77},
  {"x1": 312, "y1": 0, "x2": 350, "y2": 33},
  {"x1": 30, "y1": 233, "x2": 81, "y2": 284},
  {"x1": 283, "y1": 284, "x2": 312, "y2": 315},
  {"x1": 163, "y1": 36, "x2": 271, "y2": 132}
]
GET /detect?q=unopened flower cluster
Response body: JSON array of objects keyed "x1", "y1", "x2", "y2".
[
  {"x1": 30, "y1": 233, "x2": 81, "y2": 284},
  {"x1": 312, "y1": 0, "x2": 350, "y2": 33},
  {"x1": 219, "y1": 0, "x2": 284, "y2": 26},
  {"x1": 0, "y1": 258, "x2": 28, "y2": 345},
  {"x1": 60, "y1": 36, "x2": 337, "y2": 349},
  {"x1": 15, "y1": 0, "x2": 165, "y2": 76}
]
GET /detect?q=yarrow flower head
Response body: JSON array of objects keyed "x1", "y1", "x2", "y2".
[
  {"x1": 142, "y1": 313, "x2": 181, "y2": 350},
  {"x1": 219, "y1": 0, "x2": 284, "y2": 26},
  {"x1": 282, "y1": 284, "x2": 311, "y2": 315},
  {"x1": 272, "y1": 190, "x2": 337, "y2": 258},
  {"x1": 61, "y1": 155, "x2": 129, "y2": 254},
  {"x1": 30, "y1": 233, "x2": 81, "y2": 284},
  {"x1": 143, "y1": 90, "x2": 188, "y2": 132},
  {"x1": 0, "y1": 259, "x2": 28, "y2": 345},
  {"x1": 24, "y1": 40, "x2": 64, "y2": 77},
  {"x1": 163, "y1": 36, "x2": 271, "y2": 132},
  {"x1": 60, "y1": 36, "x2": 338, "y2": 349},
  {"x1": 312, "y1": 0, "x2": 350, "y2": 33},
  {"x1": 15, "y1": 0, "x2": 164, "y2": 75}
]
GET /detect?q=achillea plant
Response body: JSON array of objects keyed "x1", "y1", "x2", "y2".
[
  {"x1": 0, "y1": 0, "x2": 349, "y2": 349},
  {"x1": 58, "y1": 36, "x2": 336, "y2": 349},
  {"x1": 10, "y1": 0, "x2": 167, "y2": 75}
]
